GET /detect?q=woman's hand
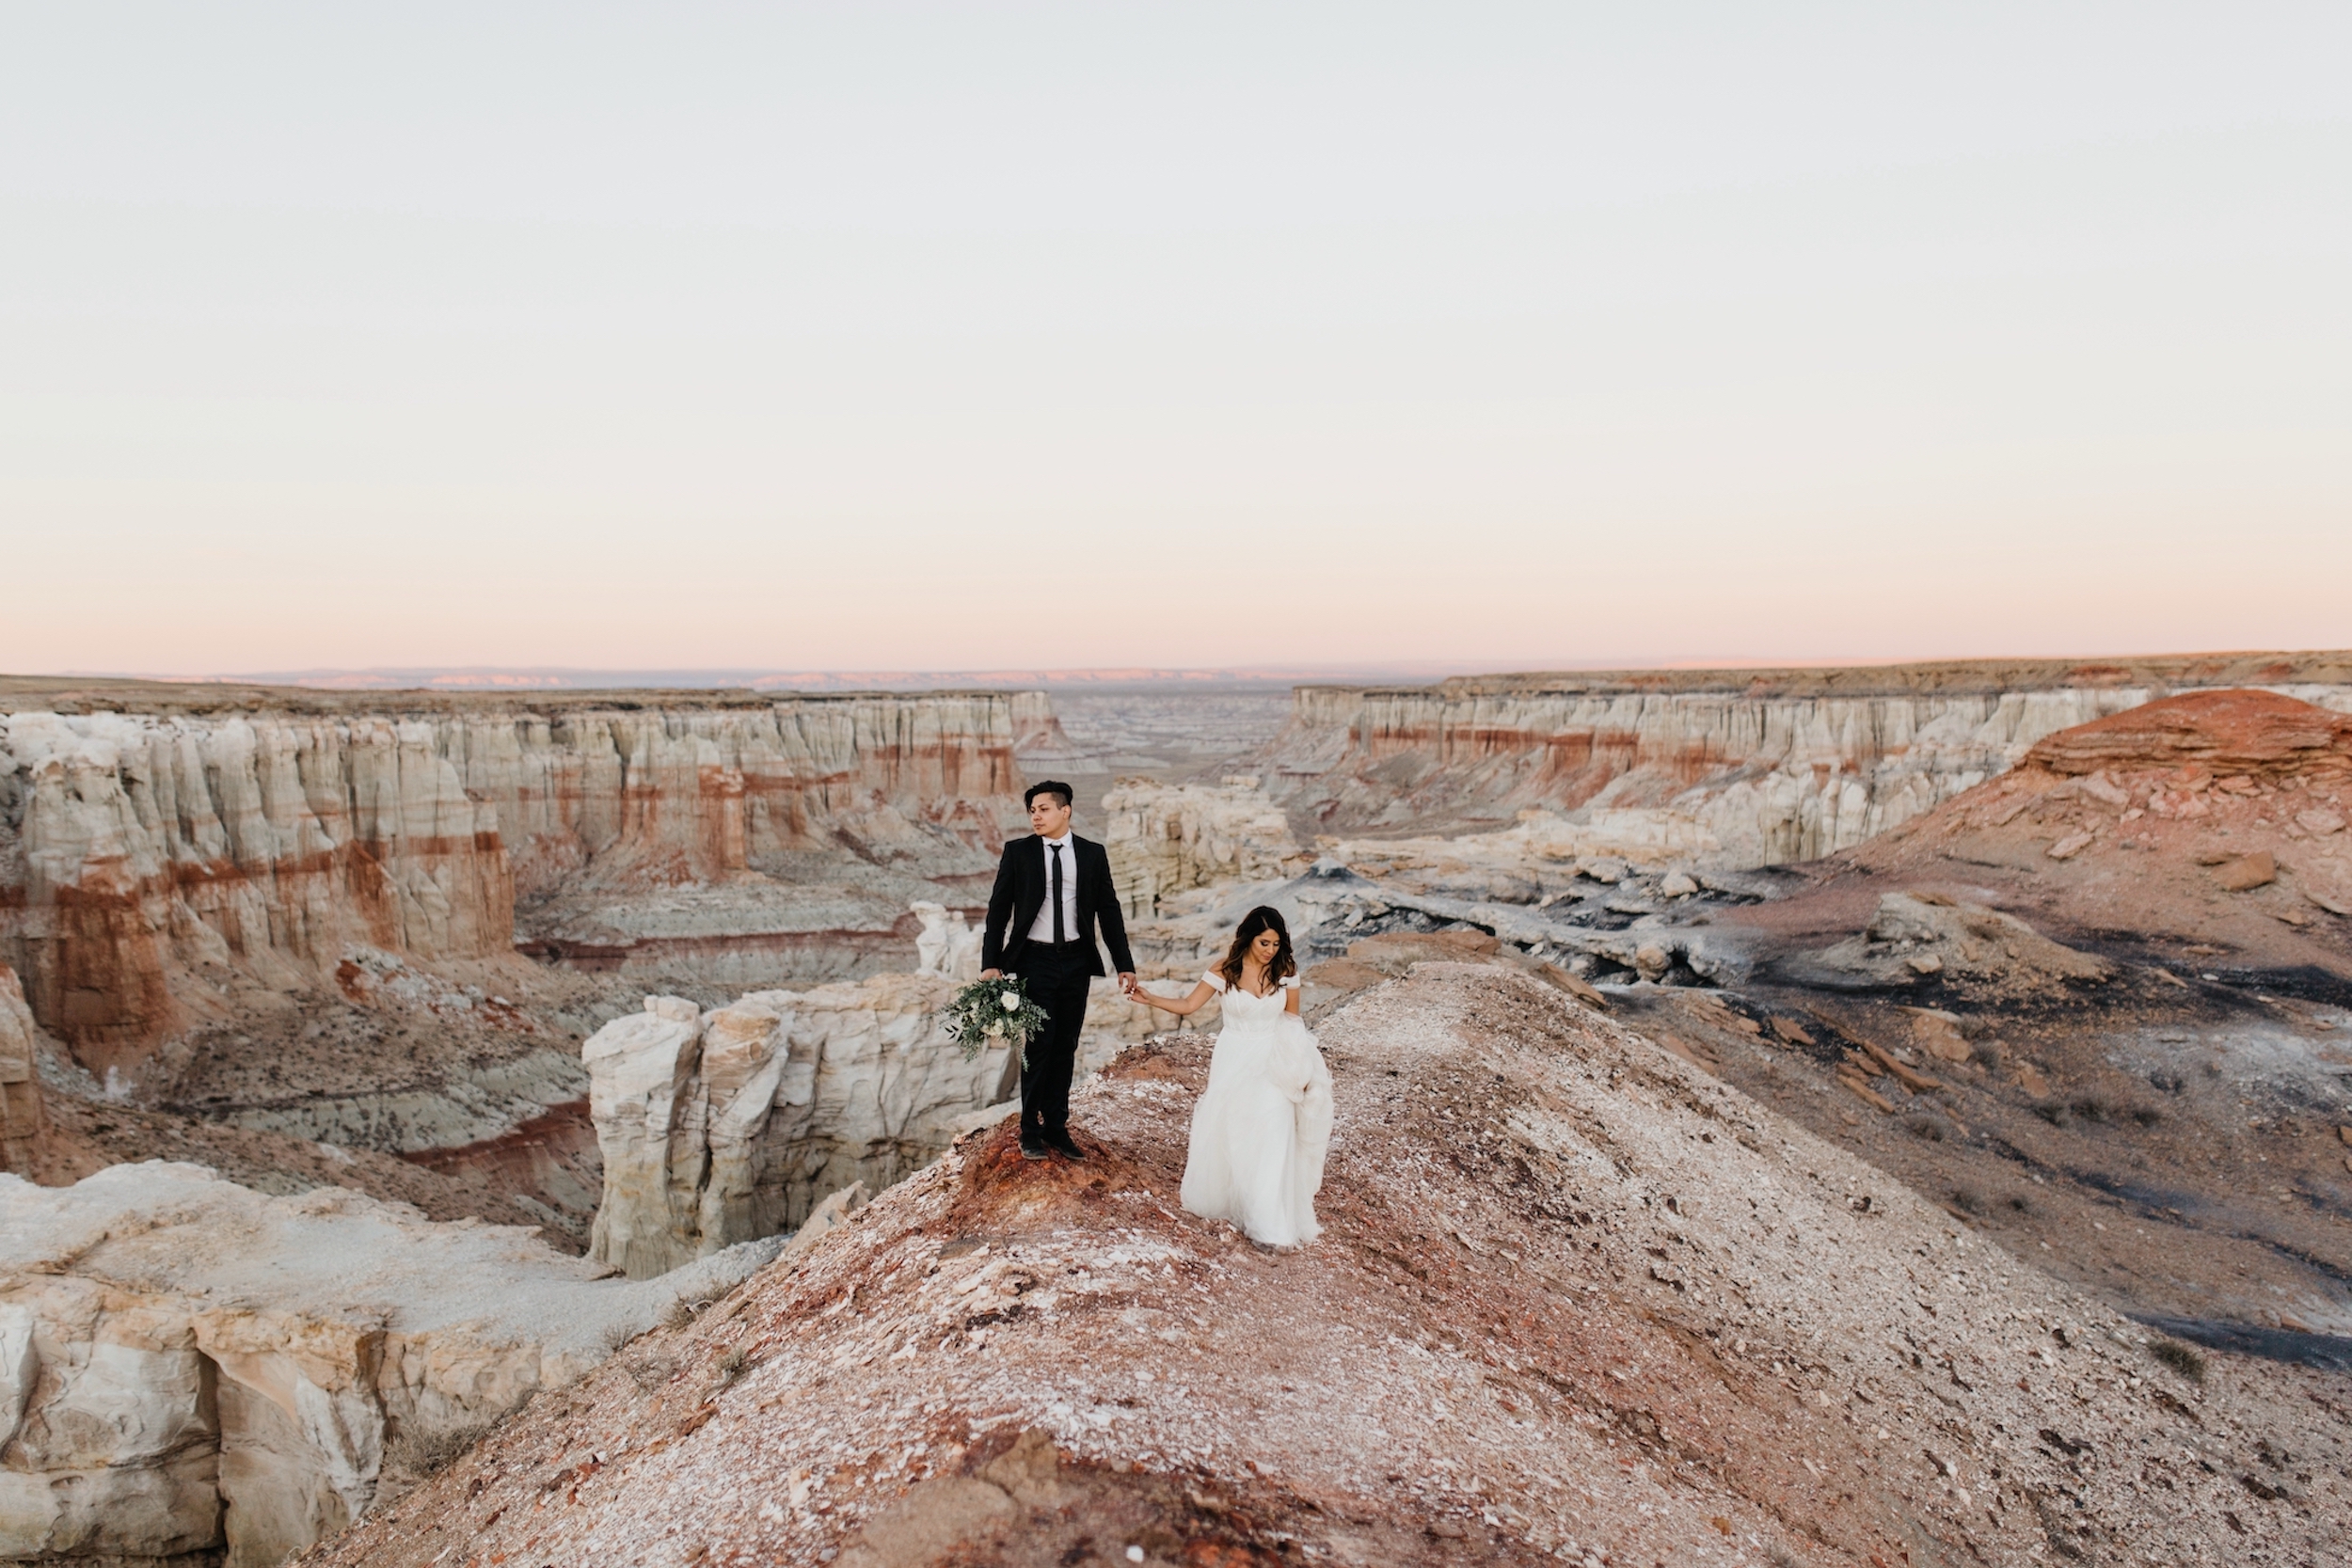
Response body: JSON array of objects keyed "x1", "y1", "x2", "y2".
[{"x1": 1133, "y1": 980, "x2": 1218, "y2": 1017}]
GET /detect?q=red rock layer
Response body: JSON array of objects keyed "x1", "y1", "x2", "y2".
[{"x1": 2025, "y1": 688, "x2": 2352, "y2": 780}]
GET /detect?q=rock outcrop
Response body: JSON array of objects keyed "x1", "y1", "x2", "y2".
[
  {"x1": 302, "y1": 965, "x2": 2347, "y2": 1568},
  {"x1": 1098, "y1": 777, "x2": 1311, "y2": 919},
  {"x1": 909, "y1": 902, "x2": 982, "y2": 982},
  {"x1": 0, "y1": 693, "x2": 1030, "y2": 1072},
  {"x1": 1258, "y1": 654, "x2": 2352, "y2": 866},
  {"x1": 0, "y1": 969, "x2": 50, "y2": 1175},
  {"x1": 1797, "y1": 891, "x2": 2116, "y2": 991},
  {"x1": 0, "y1": 1162, "x2": 779, "y2": 1567},
  {"x1": 585, "y1": 982, "x2": 1014, "y2": 1278},
  {"x1": 1819, "y1": 688, "x2": 2352, "y2": 977}
]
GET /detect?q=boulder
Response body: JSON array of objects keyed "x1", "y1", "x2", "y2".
[{"x1": 2212, "y1": 851, "x2": 2278, "y2": 892}]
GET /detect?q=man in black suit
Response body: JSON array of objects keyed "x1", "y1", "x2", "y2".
[{"x1": 980, "y1": 780, "x2": 1136, "y2": 1162}]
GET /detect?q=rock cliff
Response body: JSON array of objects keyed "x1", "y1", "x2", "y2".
[
  {"x1": 585, "y1": 982, "x2": 1016, "y2": 1278},
  {"x1": 0, "y1": 1162, "x2": 780, "y2": 1567},
  {"x1": 0, "y1": 969, "x2": 50, "y2": 1176},
  {"x1": 0, "y1": 692, "x2": 1030, "y2": 1073},
  {"x1": 1259, "y1": 653, "x2": 2352, "y2": 867}
]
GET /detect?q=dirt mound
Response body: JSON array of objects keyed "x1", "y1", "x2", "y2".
[
  {"x1": 2026, "y1": 688, "x2": 2352, "y2": 780},
  {"x1": 1802, "y1": 689, "x2": 2352, "y2": 979},
  {"x1": 300, "y1": 967, "x2": 2343, "y2": 1568}
]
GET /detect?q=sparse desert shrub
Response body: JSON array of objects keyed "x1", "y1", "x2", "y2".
[
  {"x1": 385, "y1": 1419, "x2": 491, "y2": 1479},
  {"x1": 1949, "y1": 1186, "x2": 1985, "y2": 1215},
  {"x1": 2068, "y1": 1095, "x2": 2113, "y2": 1124},
  {"x1": 1768, "y1": 1547, "x2": 1804, "y2": 1568},
  {"x1": 1970, "y1": 1040, "x2": 2007, "y2": 1071},
  {"x1": 715, "y1": 1348, "x2": 750, "y2": 1386},
  {"x1": 2148, "y1": 1070, "x2": 2185, "y2": 1095},
  {"x1": 2129, "y1": 1104, "x2": 2164, "y2": 1128},
  {"x1": 2152, "y1": 1339, "x2": 2206, "y2": 1382},
  {"x1": 2032, "y1": 1101, "x2": 2070, "y2": 1127},
  {"x1": 1905, "y1": 1114, "x2": 1949, "y2": 1142},
  {"x1": 659, "y1": 1297, "x2": 697, "y2": 1331},
  {"x1": 2007, "y1": 1193, "x2": 2035, "y2": 1214}
]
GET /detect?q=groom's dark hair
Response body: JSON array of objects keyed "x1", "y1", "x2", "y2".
[{"x1": 1024, "y1": 781, "x2": 1073, "y2": 810}]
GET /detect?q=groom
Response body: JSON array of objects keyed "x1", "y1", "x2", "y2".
[{"x1": 980, "y1": 781, "x2": 1136, "y2": 1162}]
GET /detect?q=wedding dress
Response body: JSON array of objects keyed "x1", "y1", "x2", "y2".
[{"x1": 1179, "y1": 972, "x2": 1334, "y2": 1247}]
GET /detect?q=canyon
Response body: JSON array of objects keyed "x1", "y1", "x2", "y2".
[{"x1": 5, "y1": 664, "x2": 2352, "y2": 1565}]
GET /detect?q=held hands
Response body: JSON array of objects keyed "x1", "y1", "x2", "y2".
[{"x1": 979, "y1": 969, "x2": 1002, "y2": 980}]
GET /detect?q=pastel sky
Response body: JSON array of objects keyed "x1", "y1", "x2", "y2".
[{"x1": 4, "y1": 4, "x2": 2347, "y2": 676}]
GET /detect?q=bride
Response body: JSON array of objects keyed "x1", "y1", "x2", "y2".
[{"x1": 1129, "y1": 906, "x2": 1333, "y2": 1247}]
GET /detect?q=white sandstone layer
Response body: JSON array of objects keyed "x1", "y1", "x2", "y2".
[
  {"x1": 0, "y1": 1163, "x2": 778, "y2": 1567},
  {"x1": 585, "y1": 979, "x2": 1015, "y2": 1279}
]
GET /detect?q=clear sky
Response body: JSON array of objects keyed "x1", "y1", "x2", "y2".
[{"x1": 4, "y1": 3, "x2": 2347, "y2": 676}]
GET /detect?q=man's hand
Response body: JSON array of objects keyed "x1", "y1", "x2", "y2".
[
  {"x1": 980, "y1": 968, "x2": 1002, "y2": 981},
  {"x1": 1117, "y1": 972, "x2": 1136, "y2": 997}
]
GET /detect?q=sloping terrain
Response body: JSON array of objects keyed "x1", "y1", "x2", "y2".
[
  {"x1": 303, "y1": 967, "x2": 2346, "y2": 1568},
  {"x1": 1831, "y1": 686, "x2": 2352, "y2": 977},
  {"x1": 1620, "y1": 690, "x2": 2352, "y2": 1341}
]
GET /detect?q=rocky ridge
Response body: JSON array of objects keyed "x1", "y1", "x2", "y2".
[{"x1": 299, "y1": 965, "x2": 2347, "y2": 1568}]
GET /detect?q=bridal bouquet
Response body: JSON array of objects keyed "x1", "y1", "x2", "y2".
[{"x1": 940, "y1": 975, "x2": 1053, "y2": 1066}]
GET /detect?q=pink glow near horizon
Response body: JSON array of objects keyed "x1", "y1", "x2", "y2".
[{"x1": 4, "y1": 7, "x2": 2346, "y2": 676}]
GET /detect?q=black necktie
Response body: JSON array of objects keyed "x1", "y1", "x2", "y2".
[{"x1": 1049, "y1": 842, "x2": 1065, "y2": 943}]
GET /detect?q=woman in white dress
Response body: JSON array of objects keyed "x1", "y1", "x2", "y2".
[{"x1": 1129, "y1": 906, "x2": 1334, "y2": 1247}]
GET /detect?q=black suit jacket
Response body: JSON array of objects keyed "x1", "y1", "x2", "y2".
[{"x1": 981, "y1": 834, "x2": 1135, "y2": 977}]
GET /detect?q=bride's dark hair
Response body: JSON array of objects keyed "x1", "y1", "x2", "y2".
[{"x1": 1217, "y1": 906, "x2": 1296, "y2": 994}]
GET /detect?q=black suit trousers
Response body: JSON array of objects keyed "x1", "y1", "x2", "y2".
[{"x1": 1012, "y1": 942, "x2": 1093, "y2": 1137}]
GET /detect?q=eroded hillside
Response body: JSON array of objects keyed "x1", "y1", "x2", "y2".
[{"x1": 301, "y1": 968, "x2": 2347, "y2": 1568}]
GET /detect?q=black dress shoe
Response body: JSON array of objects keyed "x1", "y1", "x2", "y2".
[
  {"x1": 1019, "y1": 1136, "x2": 1049, "y2": 1161},
  {"x1": 1046, "y1": 1131, "x2": 1086, "y2": 1162}
]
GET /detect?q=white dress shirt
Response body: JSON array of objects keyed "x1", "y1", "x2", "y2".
[{"x1": 1025, "y1": 834, "x2": 1081, "y2": 943}]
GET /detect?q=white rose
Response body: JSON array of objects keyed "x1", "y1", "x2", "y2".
[{"x1": 1001, "y1": 990, "x2": 1021, "y2": 1011}]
